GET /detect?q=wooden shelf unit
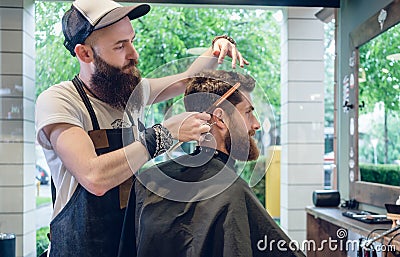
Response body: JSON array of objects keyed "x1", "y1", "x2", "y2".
[{"x1": 306, "y1": 207, "x2": 400, "y2": 257}]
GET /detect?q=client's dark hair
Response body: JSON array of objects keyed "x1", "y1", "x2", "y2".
[{"x1": 184, "y1": 70, "x2": 255, "y2": 114}]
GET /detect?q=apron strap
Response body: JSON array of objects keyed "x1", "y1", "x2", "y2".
[
  {"x1": 71, "y1": 75, "x2": 133, "y2": 209},
  {"x1": 49, "y1": 76, "x2": 102, "y2": 209},
  {"x1": 72, "y1": 75, "x2": 100, "y2": 131},
  {"x1": 51, "y1": 177, "x2": 56, "y2": 207}
]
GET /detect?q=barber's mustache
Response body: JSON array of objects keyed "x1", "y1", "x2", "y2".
[
  {"x1": 249, "y1": 130, "x2": 256, "y2": 137},
  {"x1": 122, "y1": 59, "x2": 138, "y2": 70}
]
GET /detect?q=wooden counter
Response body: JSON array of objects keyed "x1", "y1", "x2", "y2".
[{"x1": 306, "y1": 206, "x2": 399, "y2": 257}]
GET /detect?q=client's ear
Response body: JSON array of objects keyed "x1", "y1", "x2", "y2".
[{"x1": 212, "y1": 108, "x2": 226, "y2": 129}]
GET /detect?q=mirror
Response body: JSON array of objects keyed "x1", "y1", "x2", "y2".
[
  {"x1": 358, "y1": 22, "x2": 400, "y2": 187},
  {"x1": 349, "y1": 0, "x2": 400, "y2": 207}
]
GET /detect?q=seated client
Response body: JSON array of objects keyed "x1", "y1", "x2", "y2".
[{"x1": 118, "y1": 70, "x2": 306, "y2": 257}]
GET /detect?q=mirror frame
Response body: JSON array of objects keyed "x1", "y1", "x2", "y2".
[{"x1": 349, "y1": 0, "x2": 400, "y2": 207}]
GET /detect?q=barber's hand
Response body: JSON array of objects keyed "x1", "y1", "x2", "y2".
[
  {"x1": 163, "y1": 112, "x2": 211, "y2": 142},
  {"x1": 212, "y1": 38, "x2": 249, "y2": 69}
]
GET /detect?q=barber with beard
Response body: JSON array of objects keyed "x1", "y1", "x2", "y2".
[{"x1": 34, "y1": 0, "x2": 248, "y2": 256}]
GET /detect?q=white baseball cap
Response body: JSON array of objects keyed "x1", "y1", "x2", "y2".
[{"x1": 62, "y1": 0, "x2": 150, "y2": 56}]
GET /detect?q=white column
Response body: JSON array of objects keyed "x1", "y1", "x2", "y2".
[
  {"x1": 0, "y1": 0, "x2": 36, "y2": 256},
  {"x1": 280, "y1": 7, "x2": 325, "y2": 243}
]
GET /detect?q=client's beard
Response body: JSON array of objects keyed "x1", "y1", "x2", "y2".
[
  {"x1": 90, "y1": 51, "x2": 142, "y2": 110},
  {"x1": 225, "y1": 129, "x2": 259, "y2": 161}
]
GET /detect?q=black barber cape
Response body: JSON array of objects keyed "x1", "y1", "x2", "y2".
[{"x1": 118, "y1": 147, "x2": 305, "y2": 257}]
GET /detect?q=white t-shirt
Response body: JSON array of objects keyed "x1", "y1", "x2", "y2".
[{"x1": 35, "y1": 79, "x2": 150, "y2": 219}]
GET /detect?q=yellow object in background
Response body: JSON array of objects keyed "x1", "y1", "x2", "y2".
[{"x1": 265, "y1": 145, "x2": 281, "y2": 219}]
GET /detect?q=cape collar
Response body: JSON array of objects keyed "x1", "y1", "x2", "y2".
[{"x1": 192, "y1": 146, "x2": 236, "y2": 170}]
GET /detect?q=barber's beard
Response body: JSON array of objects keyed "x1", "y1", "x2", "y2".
[
  {"x1": 90, "y1": 51, "x2": 142, "y2": 110},
  {"x1": 225, "y1": 128, "x2": 259, "y2": 161}
]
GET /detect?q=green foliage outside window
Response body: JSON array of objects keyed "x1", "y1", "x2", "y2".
[
  {"x1": 236, "y1": 157, "x2": 267, "y2": 205},
  {"x1": 360, "y1": 163, "x2": 400, "y2": 186},
  {"x1": 35, "y1": 2, "x2": 281, "y2": 120},
  {"x1": 36, "y1": 226, "x2": 50, "y2": 256}
]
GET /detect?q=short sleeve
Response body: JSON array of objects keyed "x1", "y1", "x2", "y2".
[
  {"x1": 141, "y1": 78, "x2": 150, "y2": 105},
  {"x1": 35, "y1": 84, "x2": 84, "y2": 150}
]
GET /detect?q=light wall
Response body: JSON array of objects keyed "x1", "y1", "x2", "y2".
[
  {"x1": 0, "y1": 1, "x2": 36, "y2": 256},
  {"x1": 280, "y1": 7, "x2": 325, "y2": 243}
]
